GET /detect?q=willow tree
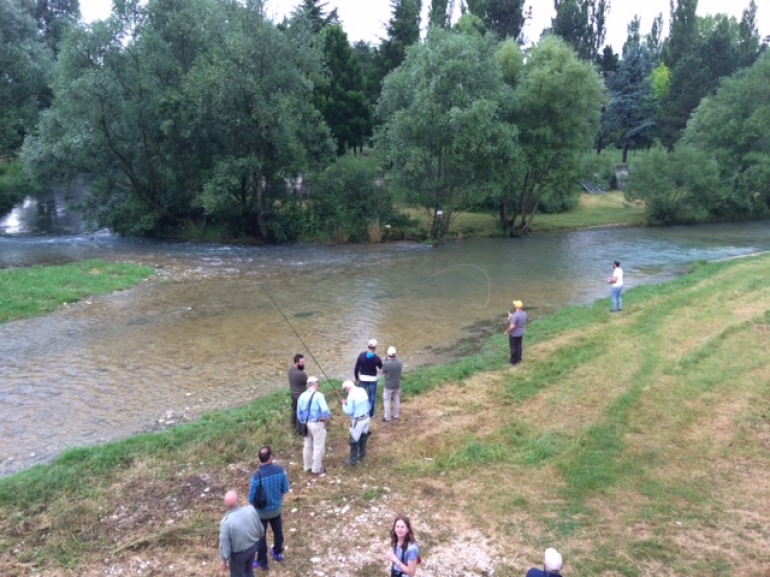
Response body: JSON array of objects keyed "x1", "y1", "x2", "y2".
[
  {"x1": 499, "y1": 35, "x2": 605, "y2": 236},
  {"x1": 377, "y1": 26, "x2": 518, "y2": 241}
]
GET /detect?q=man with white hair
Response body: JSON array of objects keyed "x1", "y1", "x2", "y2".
[
  {"x1": 341, "y1": 380, "x2": 371, "y2": 466},
  {"x1": 296, "y1": 376, "x2": 331, "y2": 477},
  {"x1": 526, "y1": 547, "x2": 563, "y2": 576},
  {"x1": 219, "y1": 490, "x2": 264, "y2": 577},
  {"x1": 354, "y1": 338, "x2": 383, "y2": 417}
]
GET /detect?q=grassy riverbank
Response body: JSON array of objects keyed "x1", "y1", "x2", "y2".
[
  {"x1": 0, "y1": 260, "x2": 154, "y2": 323},
  {"x1": 408, "y1": 192, "x2": 646, "y2": 239},
  {"x1": 1, "y1": 253, "x2": 769, "y2": 576}
]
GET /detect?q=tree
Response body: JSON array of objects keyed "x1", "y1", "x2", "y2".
[
  {"x1": 683, "y1": 51, "x2": 770, "y2": 218},
  {"x1": 23, "y1": 0, "x2": 334, "y2": 239},
  {"x1": 32, "y1": 0, "x2": 81, "y2": 54},
  {"x1": 484, "y1": 0, "x2": 526, "y2": 40},
  {"x1": 428, "y1": 0, "x2": 450, "y2": 29},
  {"x1": 551, "y1": 0, "x2": 607, "y2": 62},
  {"x1": 314, "y1": 25, "x2": 372, "y2": 155},
  {"x1": 290, "y1": 0, "x2": 339, "y2": 34},
  {"x1": 657, "y1": 11, "x2": 763, "y2": 149},
  {"x1": 377, "y1": 27, "x2": 518, "y2": 241},
  {"x1": 602, "y1": 43, "x2": 656, "y2": 162},
  {"x1": 660, "y1": 0, "x2": 698, "y2": 68},
  {"x1": 0, "y1": 0, "x2": 53, "y2": 155},
  {"x1": 378, "y1": 0, "x2": 422, "y2": 77},
  {"x1": 501, "y1": 36, "x2": 605, "y2": 235}
]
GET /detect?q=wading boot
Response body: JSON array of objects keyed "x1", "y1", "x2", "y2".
[
  {"x1": 344, "y1": 441, "x2": 359, "y2": 466},
  {"x1": 357, "y1": 432, "x2": 370, "y2": 463}
]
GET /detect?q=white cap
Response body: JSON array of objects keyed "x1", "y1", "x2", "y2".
[
  {"x1": 544, "y1": 548, "x2": 563, "y2": 571},
  {"x1": 342, "y1": 379, "x2": 355, "y2": 389},
  {"x1": 307, "y1": 376, "x2": 319, "y2": 385},
  {"x1": 368, "y1": 339, "x2": 378, "y2": 348},
  {"x1": 387, "y1": 346, "x2": 397, "y2": 357}
]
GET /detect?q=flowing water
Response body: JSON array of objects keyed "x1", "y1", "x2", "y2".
[{"x1": 2, "y1": 192, "x2": 770, "y2": 476}]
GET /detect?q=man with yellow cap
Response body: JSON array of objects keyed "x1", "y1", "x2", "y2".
[{"x1": 504, "y1": 300, "x2": 527, "y2": 365}]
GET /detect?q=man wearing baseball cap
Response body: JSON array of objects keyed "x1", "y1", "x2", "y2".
[
  {"x1": 381, "y1": 345, "x2": 403, "y2": 423},
  {"x1": 504, "y1": 300, "x2": 527, "y2": 365},
  {"x1": 296, "y1": 376, "x2": 331, "y2": 477},
  {"x1": 353, "y1": 338, "x2": 383, "y2": 418}
]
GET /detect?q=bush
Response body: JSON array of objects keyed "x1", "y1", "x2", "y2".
[
  {"x1": 306, "y1": 155, "x2": 396, "y2": 242},
  {"x1": 625, "y1": 146, "x2": 720, "y2": 225}
]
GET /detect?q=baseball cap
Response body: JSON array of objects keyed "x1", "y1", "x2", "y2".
[{"x1": 387, "y1": 346, "x2": 397, "y2": 357}]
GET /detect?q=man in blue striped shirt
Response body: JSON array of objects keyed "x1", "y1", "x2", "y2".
[{"x1": 296, "y1": 376, "x2": 331, "y2": 477}]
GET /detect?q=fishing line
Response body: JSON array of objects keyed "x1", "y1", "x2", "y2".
[
  {"x1": 425, "y1": 263, "x2": 496, "y2": 308},
  {"x1": 263, "y1": 285, "x2": 343, "y2": 401}
]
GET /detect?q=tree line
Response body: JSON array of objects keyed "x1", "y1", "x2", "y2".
[{"x1": 2, "y1": 0, "x2": 769, "y2": 240}]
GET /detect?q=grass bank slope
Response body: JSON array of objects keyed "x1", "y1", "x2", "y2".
[{"x1": 1, "y1": 255, "x2": 769, "y2": 576}]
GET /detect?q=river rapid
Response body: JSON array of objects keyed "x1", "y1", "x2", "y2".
[{"x1": 2, "y1": 193, "x2": 770, "y2": 476}]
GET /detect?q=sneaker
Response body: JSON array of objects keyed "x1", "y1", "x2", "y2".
[
  {"x1": 252, "y1": 560, "x2": 268, "y2": 571},
  {"x1": 271, "y1": 548, "x2": 285, "y2": 562},
  {"x1": 393, "y1": 417, "x2": 399, "y2": 421},
  {"x1": 381, "y1": 417, "x2": 391, "y2": 423},
  {"x1": 311, "y1": 467, "x2": 327, "y2": 477}
]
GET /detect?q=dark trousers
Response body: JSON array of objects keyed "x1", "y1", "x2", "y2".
[
  {"x1": 291, "y1": 395, "x2": 300, "y2": 431},
  {"x1": 256, "y1": 514, "x2": 284, "y2": 566},
  {"x1": 229, "y1": 541, "x2": 258, "y2": 577},
  {"x1": 509, "y1": 335, "x2": 523, "y2": 364}
]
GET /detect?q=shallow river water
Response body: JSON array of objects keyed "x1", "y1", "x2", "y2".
[{"x1": 2, "y1": 194, "x2": 770, "y2": 476}]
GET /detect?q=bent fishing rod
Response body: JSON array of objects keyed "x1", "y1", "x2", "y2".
[{"x1": 263, "y1": 285, "x2": 344, "y2": 401}]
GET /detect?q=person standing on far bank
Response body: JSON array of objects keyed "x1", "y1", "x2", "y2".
[
  {"x1": 381, "y1": 346, "x2": 403, "y2": 423},
  {"x1": 354, "y1": 338, "x2": 383, "y2": 418},
  {"x1": 608, "y1": 260, "x2": 623, "y2": 312},
  {"x1": 504, "y1": 300, "x2": 527, "y2": 365},
  {"x1": 288, "y1": 354, "x2": 307, "y2": 434}
]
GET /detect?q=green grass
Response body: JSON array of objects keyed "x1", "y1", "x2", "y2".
[
  {"x1": 401, "y1": 192, "x2": 646, "y2": 240},
  {"x1": 0, "y1": 260, "x2": 153, "y2": 323},
  {"x1": 2, "y1": 251, "x2": 770, "y2": 575}
]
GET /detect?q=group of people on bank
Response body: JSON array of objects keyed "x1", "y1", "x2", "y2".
[
  {"x1": 290, "y1": 339, "x2": 403, "y2": 477},
  {"x1": 218, "y1": 299, "x2": 600, "y2": 575}
]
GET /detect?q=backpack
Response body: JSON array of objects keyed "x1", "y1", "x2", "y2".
[{"x1": 254, "y1": 471, "x2": 268, "y2": 509}]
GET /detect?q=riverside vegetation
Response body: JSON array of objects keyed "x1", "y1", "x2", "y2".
[{"x1": 1, "y1": 250, "x2": 769, "y2": 576}]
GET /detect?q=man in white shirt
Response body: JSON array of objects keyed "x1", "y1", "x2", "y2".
[{"x1": 608, "y1": 260, "x2": 624, "y2": 312}]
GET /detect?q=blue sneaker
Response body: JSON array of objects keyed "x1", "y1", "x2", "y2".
[
  {"x1": 252, "y1": 560, "x2": 268, "y2": 571},
  {"x1": 271, "y1": 547, "x2": 285, "y2": 562}
]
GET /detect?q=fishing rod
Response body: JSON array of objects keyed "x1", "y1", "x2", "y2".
[{"x1": 262, "y1": 285, "x2": 344, "y2": 401}]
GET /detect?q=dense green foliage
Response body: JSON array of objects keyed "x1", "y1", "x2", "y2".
[
  {"x1": 683, "y1": 51, "x2": 770, "y2": 219},
  {"x1": 0, "y1": 0, "x2": 53, "y2": 155},
  {"x1": 3, "y1": 0, "x2": 769, "y2": 238},
  {"x1": 0, "y1": 160, "x2": 35, "y2": 214},
  {"x1": 377, "y1": 27, "x2": 518, "y2": 240},
  {"x1": 314, "y1": 25, "x2": 372, "y2": 155}
]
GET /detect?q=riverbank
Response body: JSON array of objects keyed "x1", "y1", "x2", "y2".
[
  {"x1": 0, "y1": 260, "x2": 153, "y2": 323},
  {"x1": 2, "y1": 252, "x2": 768, "y2": 576}
]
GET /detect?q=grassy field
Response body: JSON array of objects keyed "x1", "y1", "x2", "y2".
[
  {"x1": 0, "y1": 260, "x2": 153, "y2": 323},
  {"x1": 406, "y1": 192, "x2": 646, "y2": 239},
  {"x1": 1, "y1": 252, "x2": 768, "y2": 576}
]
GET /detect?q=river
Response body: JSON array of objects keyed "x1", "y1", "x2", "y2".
[{"x1": 2, "y1": 192, "x2": 770, "y2": 476}]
